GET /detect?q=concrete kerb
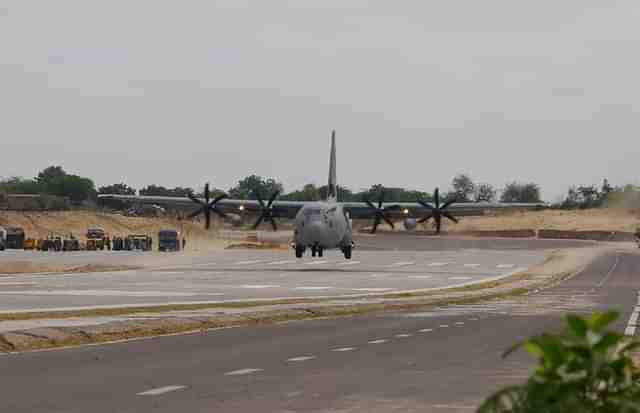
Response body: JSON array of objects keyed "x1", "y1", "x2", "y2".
[{"x1": 0, "y1": 247, "x2": 607, "y2": 353}]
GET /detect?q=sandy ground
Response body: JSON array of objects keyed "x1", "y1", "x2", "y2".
[{"x1": 418, "y1": 208, "x2": 640, "y2": 233}]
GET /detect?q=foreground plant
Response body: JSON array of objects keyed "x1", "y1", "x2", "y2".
[{"x1": 478, "y1": 311, "x2": 640, "y2": 413}]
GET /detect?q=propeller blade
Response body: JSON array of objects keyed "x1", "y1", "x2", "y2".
[
  {"x1": 434, "y1": 188, "x2": 440, "y2": 209},
  {"x1": 211, "y1": 207, "x2": 228, "y2": 219},
  {"x1": 443, "y1": 211, "x2": 459, "y2": 224},
  {"x1": 383, "y1": 215, "x2": 395, "y2": 229},
  {"x1": 252, "y1": 215, "x2": 264, "y2": 230},
  {"x1": 211, "y1": 193, "x2": 228, "y2": 205},
  {"x1": 269, "y1": 217, "x2": 277, "y2": 231},
  {"x1": 187, "y1": 208, "x2": 203, "y2": 219},
  {"x1": 204, "y1": 183, "x2": 210, "y2": 203},
  {"x1": 435, "y1": 216, "x2": 442, "y2": 234},
  {"x1": 267, "y1": 190, "x2": 279, "y2": 207},
  {"x1": 188, "y1": 193, "x2": 204, "y2": 206},
  {"x1": 418, "y1": 215, "x2": 432, "y2": 224},
  {"x1": 364, "y1": 199, "x2": 377, "y2": 210},
  {"x1": 378, "y1": 191, "x2": 384, "y2": 209},
  {"x1": 255, "y1": 192, "x2": 265, "y2": 208},
  {"x1": 383, "y1": 204, "x2": 401, "y2": 212},
  {"x1": 204, "y1": 208, "x2": 211, "y2": 230},
  {"x1": 370, "y1": 216, "x2": 381, "y2": 234},
  {"x1": 417, "y1": 200, "x2": 434, "y2": 210}
]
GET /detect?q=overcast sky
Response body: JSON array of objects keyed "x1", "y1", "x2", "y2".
[{"x1": 1, "y1": 1, "x2": 639, "y2": 201}]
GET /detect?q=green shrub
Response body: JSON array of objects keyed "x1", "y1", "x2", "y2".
[{"x1": 478, "y1": 311, "x2": 640, "y2": 413}]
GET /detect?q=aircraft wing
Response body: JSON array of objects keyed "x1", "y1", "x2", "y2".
[
  {"x1": 97, "y1": 194, "x2": 307, "y2": 219},
  {"x1": 99, "y1": 194, "x2": 545, "y2": 220},
  {"x1": 341, "y1": 201, "x2": 546, "y2": 219}
]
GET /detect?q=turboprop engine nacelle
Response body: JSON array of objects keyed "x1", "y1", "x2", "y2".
[{"x1": 403, "y1": 218, "x2": 417, "y2": 231}]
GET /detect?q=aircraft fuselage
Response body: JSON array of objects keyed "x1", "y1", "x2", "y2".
[{"x1": 293, "y1": 202, "x2": 353, "y2": 255}]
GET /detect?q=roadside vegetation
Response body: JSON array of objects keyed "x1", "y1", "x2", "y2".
[{"x1": 479, "y1": 311, "x2": 640, "y2": 413}]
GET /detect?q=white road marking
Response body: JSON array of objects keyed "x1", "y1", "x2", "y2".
[
  {"x1": 338, "y1": 261, "x2": 361, "y2": 266},
  {"x1": 267, "y1": 260, "x2": 296, "y2": 265},
  {"x1": 418, "y1": 328, "x2": 433, "y2": 333},
  {"x1": 225, "y1": 368, "x2": 263, "y2": 376},
  {"x1": 0, "y1": 290, "x2": 225, "y2": 297},
  {"x1": 287, "y1": 356, "x2": 316, "y2": 362},
  {"x1": 428, "y1": 262, "x2": 450, "y2": 267},
  {"x1": 332, "y1": 347, "x2": 356, "y2": 352},
  {"x1": 235, "y1": 260, "x2": 265, "y2": 265},
  {"x1": 0, "y1": 282, "x2": 36, "y2": 286},
  {"x1": 440, "y1": 324, "x2": 449, "y2": 328},
  {"x1": 463, "y1": 264, "x2": 481, "y2": 268},
  {"x1": 370, "y1": 273, "x2": 392, "y2": 278},
  {"x1": 496, "y1": 264, "x2": 515, "y2": 269},
  {"x1": 395, "y1": 334, "x2": 412, "y2": 338},
  {"x1": 448, "y1": 277, "x2": 472, "y2": 281},
  {"x1": 628, "y1": 310, "x2": 639, "y2": 326},
  {"x1": 240, "y1": 285, "x2": 279, "y2": 289},
  {"x1": 305, "y1": 260, "x2": 329, "y2": 266},
  {"x1": 468, "y1": 318, "x2": 479, "y2": 321},
  {"x1": 408, "y1": 275, "x2": 432, "y2": 280},
  {"x1": 351, "y1": 288, "x2": 394, "y2": 292},
  {"x1": 294, "y1": 286, "x2": 334, "y2": 290},
  {"x1": 137, "y1": 385, "x2": 187, "y2": 396},
  {"x1": 368, "y1": 339, "x2": 388, "y2": 344},
  {"x1": 455, "y1": 322, "x2": 465, "y2": 326},
  {"x1": 389, "y1": 261, "x2": 415, "y2": 267},
  {"x1": 597, "y1": 255, "x2": 619, "y2": 287}
]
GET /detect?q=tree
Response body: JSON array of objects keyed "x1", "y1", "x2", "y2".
[
  {"x1": 479, "y1": 311, "x2": 640, "y2": 413},
  {"x1": 228, "y1": 175, "x2": 283, "y2": 200},
  {"x1": 451, "y1": 174, "x2": 475, "y2": 202},
  {"x1": 98, "y1": 183, "x2": 136, "y2": 196},
  {"x1": 500, "y1": 182, "x2": 541, "y2": 203},
  {"x1": 0, "y1": 177, "x2": 42, "y2": 194},
  {"x1": 46, "y1": 174, "x2": 96, "y2": 202},
  {"x1": 36, "y1": 166, "x2": 66, "y2": 184},
  {"x1": 474, "y1": 183, "x2": 497, "y2": 203},
  {"x1": 281, "y1": 184, "x2": 321, "y2": 201},
  {"x1": 139, "y1": 185, "x2": 195, "y2": 197}
]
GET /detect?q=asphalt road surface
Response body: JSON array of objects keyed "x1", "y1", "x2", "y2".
[
  {"x1": 1, "y1": 251, "x2": 636, "y2": 413},
  {"x1": 0, "y1": 248, "x2": 543, "y2": 312}
]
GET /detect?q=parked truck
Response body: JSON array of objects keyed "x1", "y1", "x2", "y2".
[
  {"x1": 0, "y1": 227, "x2": 6, "y2": 251},
  {"x1": 5, "y1": 227, "x2": 25, "y2": 249},
  {"x1": 158, "y1": 229, "x2": 180, "y2": 252},
  {"x1": 86, "y1": 227, "x2": 107, "y2": 251}
]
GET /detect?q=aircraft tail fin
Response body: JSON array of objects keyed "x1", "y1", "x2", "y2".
[{"x1": 327, "y1": 130, "x2": 337, "y2": 202}]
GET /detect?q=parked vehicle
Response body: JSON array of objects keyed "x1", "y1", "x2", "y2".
[
  {"x1": 0, "y1": 227, "x2": 6, "y2": 251},
  {"x1": 86, "y1": 227, "x2": 107, "y2": 251},
  {"x1": 5, "y1": 227, "x2": 25, "y2": 249},
  {"x1": 158, "y1": 230, "x2": 180, "y2": 252},
  {"x1": 127, "y1": 234, "x2": 152, "y2": 251}
]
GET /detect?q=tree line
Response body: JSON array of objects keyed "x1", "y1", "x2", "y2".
[{"x1": 3, "y1": 166, "x2": 637, "y2": 208}]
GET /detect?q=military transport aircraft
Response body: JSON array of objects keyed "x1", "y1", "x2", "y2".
[{"x1": 98, "y1": 131, "x2": 543, "y2": 259}]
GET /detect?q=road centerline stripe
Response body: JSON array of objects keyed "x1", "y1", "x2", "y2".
[
  {"x1": 368, "y1": 339, "x2": 388, "y2": 344},
  {"x1": 137, "y1": 385, "x2": 186, "y2": 396},
  {"x1": 332, "y1": 347, "x2": 356, "y2": 352},
  {"x1": 287, "y1": 356, "x2": 316, "y2": 362},
  {"x1": 225, "y1": 368, "x2": 263, "y2": 376}
]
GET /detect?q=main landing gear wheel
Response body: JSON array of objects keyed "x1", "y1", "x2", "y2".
[
  {"x1": 318, "y1": 248, "x2": 323, "y2": 257},
  {"x1": 343, "y1": 245, "x2": 352, "y2": 259}
]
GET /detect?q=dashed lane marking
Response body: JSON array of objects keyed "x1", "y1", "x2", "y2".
[
  {"x1": 408, "y1": 275, "x2": 432, "y2": 280},
  {"x1": 418, "y1": 329, "x2": 433, "y2": 333},
  {"x1": 395, "y1": 334, "x2": 412, "y2": 338},
  {"x1": 463, "y1": 264, "x2": 481, "y2": 268},
  {"x1": 428, "y1": 262, "x2": 450, "y2": 267},
  {"x1": 455, "y1": 322, "x2": 465, "y2": 326},
  {"x1": 468, "y1": 318, "x2": 479, "y2": 321},
  {"x1": 287, "y1": 356, "x2": 316, "y2": 362},
  {"x1": 597, "y1": 255, "x2": 619, "y2": 287},
  {"x1": 368, "y1": 339, "x2": 388, "y2": 344},
  {"x1": 440, "y1": 325, "x2": 449, "y2": 328},
  {"x1": 448, "y1": 276, "x2": 473, "y2": 281},
  {"x1": 294, "y1": 286, "x2": 334, "y2": 291},
  {"x1": 338, "y1": 261, "x2": 361, "y2": 266},
  {"x1": 496, "y1": 264, "x2": 515, "y2": 269},
  {"x1": 332, "y1": 347, "x2": 356, "y2": 352},
  {"x1": 240, "y1": 285, "x2": 279, "y2": 289},
  {"x1": 225, "y1": 368, "x2": 263, "y2": 376},
  {"x1": 370, "y1": 273, "x2": 392, "y2": 278},
  {"x1": 235, "y1": 260, "x2": 266, "y2": 265},
  {"x1": 137, "y1": 385, "x2": 187, "y2": 396},
  {"x1": 267, "y1": 260, "x2": 296, "y2": 265},
  {"x1": 388, "y1": 261, "x2": 415, "y2": 267},
  {"x1": 305, "y1": 260, "x2": 330, "y2": 266},
  {"x1": 350, "y1": 288, "x2": 394, "y2": 292}
]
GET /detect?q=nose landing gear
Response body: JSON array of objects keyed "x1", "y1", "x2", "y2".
[{"x1": 311, "y1": 244, "x2": 323, "y2": 257}]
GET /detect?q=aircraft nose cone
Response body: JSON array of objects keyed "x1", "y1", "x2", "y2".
[{"x1": 307, "y1": 221, "x2": 324, "y2": 242}]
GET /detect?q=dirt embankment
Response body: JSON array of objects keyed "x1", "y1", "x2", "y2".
[{"x1": 0, "y1": 210, "x2": 231, "y2": 251}]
